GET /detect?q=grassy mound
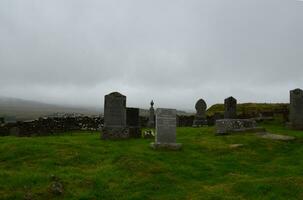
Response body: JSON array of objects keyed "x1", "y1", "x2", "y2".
[
  {"x1": 0, "y1": 124, "x2": 302, "y2": 199},
  {"x1": 207, "y1": 103, "x2": 288, "y2": 116}
]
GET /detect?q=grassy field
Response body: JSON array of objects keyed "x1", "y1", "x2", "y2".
[{"x1": 0, "y1": 123, "x2": 302, "y2": 200}]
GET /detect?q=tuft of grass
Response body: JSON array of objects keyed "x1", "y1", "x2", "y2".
[{"x1": 0, "y1": 124, "x2": 302, "y2": 199}]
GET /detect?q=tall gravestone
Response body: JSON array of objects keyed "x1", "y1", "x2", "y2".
[
  {"x1": 126, "y1": 107, "x2": 141, "y2": 138},
  {"x1": 102, "y1": 92, "x2": 129, "y2": 139},
  {"x1": 224, "y1": 96, "x2": 237, "y2": 119},
  {"x1": 147, "y1": 100, "x2": 155, "y2": 128},
  {"x1": 192, "y1": 99, "x2": 207, "y2": 127},
  {"x1": 289, "y1": 88, "x2": 303, "y2": 130},
  {"x1": 150, "y1": 108, "x2": 182, "y2": 150}
]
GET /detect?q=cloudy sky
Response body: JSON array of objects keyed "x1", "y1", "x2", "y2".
[{"x1": 0, "y1": 0, "x2": 302, "y2": 111}]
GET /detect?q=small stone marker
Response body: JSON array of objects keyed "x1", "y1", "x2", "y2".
[
  {"x1": 147, "y1": 100, "x2": 155, "y2": 128},
  {"x1": 229, "y1": 144, "x2": 244, "y2": 149},
  {"x1": 224, "y1": 96, "x2": 237, "y2": 119},
  {"x1": 151, "y1": 108, "x2": 182, "y2": 150},
  {"x1": 126, "y1": 107, "x2": 141, "y2": 138},
  {"x1": 192, "y1": 99, "x2": 207, "y2": 127},
  {"x1": 289, "y1": 88, "x2": 303, "y2": 130},
  {"x1": 102, "y1": 92, "x2": 129, "y2": 139}
]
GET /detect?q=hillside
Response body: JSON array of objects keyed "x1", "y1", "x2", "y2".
[
  {"x1": 0, "y1": 97, "x2": 100, "y2": 121},
  {"x1": 207, "y1": 103, "x2": 289, "y2": 116}
]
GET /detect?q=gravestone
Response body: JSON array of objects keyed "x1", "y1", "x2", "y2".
[
  {"x1": 289, "y1": 88, "x2": 303, "y2": 130},
  {"x1": 224, "y1": 96, "x2": 237, "y2": 119},
  {"x1": 150, "y1": 108, "x2": 182, "y2": 150},
  {"x1": 147, "y1": 100, "x2": 155, "y2": 128},
  {"x1": 215, "y1": 119, "x2": 265, "y2": 135},
  {"x1": 101, "y1": 92, "x2": 129, "y2": 139},
  {"x1": 192, "y1": 99, "x2": 207, "y2": 127},
  {"x1": 126, "y1": 107, "x2": 141, "y2": 138}
]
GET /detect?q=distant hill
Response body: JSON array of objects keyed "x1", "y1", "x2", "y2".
[
  {"x1": 139, "y1": 109, "x2": 193, "y2": 117},
  {"x1": 207, "y1": 103, "x2": 289, "y2": 116},
  {"x1": 0, "y1": 97, "x2": 193, "y2": 121},
  {"x1": 0, "y1": 97, "x2": 101, "y2": 121}
]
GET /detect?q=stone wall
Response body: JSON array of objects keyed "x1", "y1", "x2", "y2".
[
  {"x1": 177, "y1": 115, "x2": 195, "y2": 127},
  {"x1": 0, "y1": 116, "x2": 102, "y2": 137}
]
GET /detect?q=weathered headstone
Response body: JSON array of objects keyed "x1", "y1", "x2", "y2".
[
  {"x1": 151, "y1": 108, "x2": 182, "y2": 150},
  {"x1": 126, "y1": 107, "x2": 141, "y2": 138},
  {"x1": 289, "y1": 88, "x2": 303, "y2": 130},
  {"x1": 192, "y1": 99, "x2": 207, "y2": 127},
  {"x1": 101, "y1": 92, "x2": 129, "y2": 139},
  {"x1": 147, "y1": 100, "x2": 155, "y2": 128},
  {"x1": 215, "y1": 119, "x2": 265, "y2": 135},
  {"x1": 224, "y1": 96, "x2": 237, "y2": 119}
]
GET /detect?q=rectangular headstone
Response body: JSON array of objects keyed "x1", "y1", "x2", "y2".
[
  {"x1": 150, "y1": 108, "x2": 182, "y2": 150},
  {"x1": 126, "y1": 107, "x2": 139, "y2": 127},
  {"x1": 289, "y1": 89, "x2": 303, "y2": 130},
  {"x1": 104, "y1": 93, "x2": 126, "y2": 127},
  {"x1": 156, "y1": 108, "x2": 176, "y2": 143},
  {"x1": 224, "y1": 96, "x2": 237, "y2": 119},
  {"x1": 102, "y1": 92, "x2": 129, "y2": 139},
  {"x1": 126, "y1": 107, "x2": 141, "y2": 138}
]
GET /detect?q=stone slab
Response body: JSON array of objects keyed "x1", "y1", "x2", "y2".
[
  {"x1": 224, "y1": 96, "x2": 237, "y2": 119},
  {"x1": 155, "y1": 108, "x2": 177, "y2": 143},
  {"x1": 151, "y1": 108, "x2": 182, "y2": 150},
  {"x1": 150, "y1": 142, "x2": 182, "y2": 150},
  {"x1": 215, "y1": 119, "x2": 264, "y2": 135},
  {"x1": 289, "y1": 88, "x2": 303, "y2": 130},
  {"x1": 102, "y1": 92, "x2": 128, "y2": 139}
]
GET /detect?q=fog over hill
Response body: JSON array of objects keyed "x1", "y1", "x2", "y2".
[
  {"x1": 0, "y1": 97, "x2": 192, "y2": 120},
  {"x1": 0, "y1": 97, "x2": 101, "y2": 120},
  {"x1": 0, "y1": 1, "x2": 302, "y2": 110}
]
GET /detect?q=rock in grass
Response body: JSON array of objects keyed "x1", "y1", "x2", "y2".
[
  {"x1": 229, "y1": 144, "x2": 244, "y2": 149},
  {"x1": 49, "y1": 175, "x2": 64, "y2": 195},
  {"x1": 50, "y1": 181, "x2": 64, "y2": 195},
  {"x1": 23, "y1": 191, "x2": 33, "y2": 200}
]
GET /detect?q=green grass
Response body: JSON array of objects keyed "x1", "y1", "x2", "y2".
[{"x1": 0, "y1": 124, "x2": 302, "y2": 200}]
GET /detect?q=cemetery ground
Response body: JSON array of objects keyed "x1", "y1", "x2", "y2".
[{"x1": 0, "y1": 122, "x2": 302, "y2": 200}]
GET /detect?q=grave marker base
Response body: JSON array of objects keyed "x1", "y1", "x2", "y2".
[{"x1": 150, "y1": 142, "x2": 182, "y2": 150}]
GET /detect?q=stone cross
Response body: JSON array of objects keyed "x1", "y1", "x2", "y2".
[
  {"x1": 147, "y1": 100, "x2": 155, "y2": 128},
  {"x1": 192, "y1": 99, "x2": 207, "y2": 127}
]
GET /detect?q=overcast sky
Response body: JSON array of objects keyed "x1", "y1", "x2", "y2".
[{"x1": 0, "y1": 0, "x2": 302, "y2": 111}]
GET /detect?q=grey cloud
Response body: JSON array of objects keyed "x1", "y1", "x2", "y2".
[{"x1": 0, "y1": 0, "x2": 302, "y2": 110}]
